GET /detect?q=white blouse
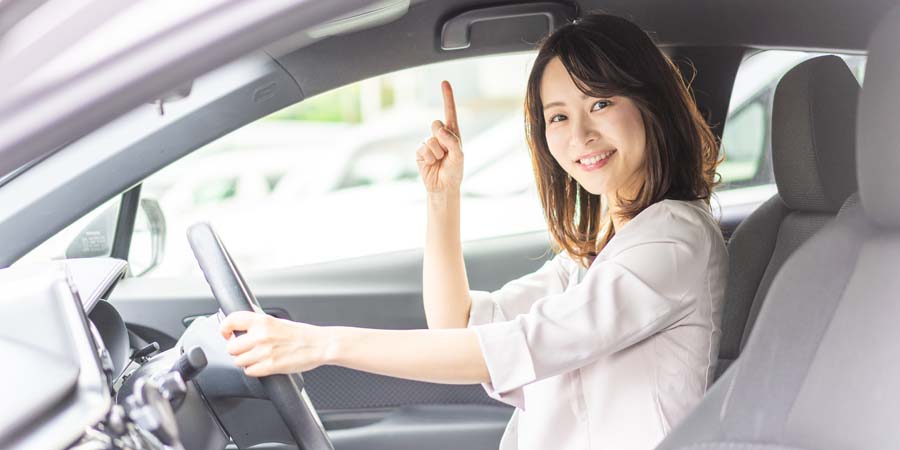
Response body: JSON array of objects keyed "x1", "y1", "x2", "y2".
[{"x1": 467, "y1": 199, "x2": 728, "y2": 450}]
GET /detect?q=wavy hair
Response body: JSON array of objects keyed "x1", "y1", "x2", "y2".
[{"x1": 525, "y1": 13, "x2": 722, "y2": 268}]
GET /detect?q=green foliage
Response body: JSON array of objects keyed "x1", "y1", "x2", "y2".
[
  {"x1": 380, "y1": 79, "x2": 395, "y2": 109},
  {"x1": 267, "y1": 83, "x2": 362, "y2": 123}
]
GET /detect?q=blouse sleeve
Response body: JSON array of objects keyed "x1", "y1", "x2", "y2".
[
  {"x1": 467, "y1": 252, "x2": 574, "y2": 327},
  {"x1": 471, "y1": 217, "x2": 713, "y2": 409}
]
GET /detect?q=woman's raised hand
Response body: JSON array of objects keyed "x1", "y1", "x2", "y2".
[{"x1": 416, "y1": 81, "x2": 464, "y2": 194}]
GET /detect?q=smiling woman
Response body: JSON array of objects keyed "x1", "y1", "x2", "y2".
[
  {"x1": 525, "y1": 14, "x2": 722, "y2": 268},
  {"x1": 222, "y1": 11, "x2": 729, "y2": 450}
]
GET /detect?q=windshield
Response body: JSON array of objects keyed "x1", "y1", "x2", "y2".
[{"x1": 0, "y1": 0, "x2": 376, "y2": 187}]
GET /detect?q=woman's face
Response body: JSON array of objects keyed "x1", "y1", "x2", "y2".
[{"x1": 540, "y1": 57, "x2": 647, "y2": 200}]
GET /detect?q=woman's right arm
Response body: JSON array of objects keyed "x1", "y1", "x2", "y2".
[
  {"x1": 423, "y1": 189, "x2": 472, "y2": 329},
  {"x1": 417, "y1": 81, "x2": 472, "y2": 329}
]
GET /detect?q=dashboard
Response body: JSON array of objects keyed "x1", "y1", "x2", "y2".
[
  {"x1": 0, "y1": 258, "x2": 228, "y2": 450},
  {"x1": 0, "y1": 259, "x2": 118, "y2": 450}
]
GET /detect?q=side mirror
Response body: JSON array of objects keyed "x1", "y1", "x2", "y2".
[
  {"x1": 64, "y1": 198, "x2": 166, "y2": 275},
  {"x1": 130, "y1": 199, "x2": 166, "y2": 276}
]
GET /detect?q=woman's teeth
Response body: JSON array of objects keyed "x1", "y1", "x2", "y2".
[{"x1": 579, "y1": 150, "x2": 615, "y2": 165}]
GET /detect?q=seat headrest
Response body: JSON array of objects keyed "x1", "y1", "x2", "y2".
[
  {"x1": 858, "y1": 5, "x2": 900, "y2": 228},
  {"x1": 772, "y1": 55, "x2": 860, "y2": 213}
]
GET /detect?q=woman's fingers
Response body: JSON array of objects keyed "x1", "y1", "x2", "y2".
[
  {"x1": 437, "y1": 127, "x2": 460, "y2": 154},
  {"x1": 430, "y1": 120, "x2": 445, "y2": 138},
  {"x1": 415, "y1": 81, "x2": 463, "y2": 193},
  {"x1": 416, "y1": 144, "x2": 435, "y2": 165},
  {"x1": 425, "y1": 137, "x2": 446, "y2": 160},
  {"x1": 441, "y1": 80, "x2": 459, "y2": 136},
  {"x1": 219, "y1": 311, "x2": 260, "y2": 340},
  {"x1": 430, "y1": 119, "x2": 460, "y2": 155},
  {"x1": 417, "y1": 138, "x2": 447, "y2": 166},
  {"x1": 243, "y1": 360, "x2": 276, "y2": 378},
  {"x1": 233, "y1": 344, "x2": 269, "y2": 368},
  {"x1": 225, "y1": 333, "x2": 257, "y2": 356}
]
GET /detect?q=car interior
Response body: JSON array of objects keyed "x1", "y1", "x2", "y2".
[{"x1": 2, "y1": 0, "x2": 899, "y2": 450}]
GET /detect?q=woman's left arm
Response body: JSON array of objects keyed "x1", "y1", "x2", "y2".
[{"x1": 219, "y1": 311, "x2": 491, "y2": 384}]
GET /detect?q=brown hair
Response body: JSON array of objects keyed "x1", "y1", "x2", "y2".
[{"x1": 525, "y1": 13, "x2": 722, "y2": 268}]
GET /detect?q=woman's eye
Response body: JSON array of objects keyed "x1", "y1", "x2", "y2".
[
  {"x1": 591, "y1": 100, "x2": 611, "y2": 111},
  {"x1": 549, "y1": 114, "x2": 567, "y2": 123}
]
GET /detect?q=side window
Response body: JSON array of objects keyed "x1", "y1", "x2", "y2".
[
  {"x1": 136, "y1": 49, "x2": 867, "y2": 277},
  {"x1": 719, "y1": 99, "x2": 767, "y2": 189},
  {"x1": 192, "y1": 177, "x2": 238, "y2": 206},
  {"x1": 719, "y1": 50, "x2": 866, "y2": 192},
  {"x1": 139, "y1": 52, "x2": 542, "y2": 277}
]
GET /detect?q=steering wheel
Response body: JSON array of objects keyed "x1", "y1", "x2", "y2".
[{"x1": 187, "y1": 222, "x2": 333, "y2": 450}]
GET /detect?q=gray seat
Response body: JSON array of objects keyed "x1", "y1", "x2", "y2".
[
  {"x1": 716, "y1": 54, "x2": 860, "y2": 378},
  {"x1": 657, "y1": 6, "x2": 900, "y2": 450}
]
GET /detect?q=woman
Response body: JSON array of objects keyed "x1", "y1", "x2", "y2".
[{"x1": 220, "y1": 12, "x2": 728, "y2": 450}]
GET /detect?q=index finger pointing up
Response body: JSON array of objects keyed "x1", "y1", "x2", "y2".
[{"x1": 441, "y1": 80, "x2": 459, "y2": 136}]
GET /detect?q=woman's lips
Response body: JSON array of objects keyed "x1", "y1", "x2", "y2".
[{"x1": 577, "y1": 149, "x2": 616, "y2": 171}]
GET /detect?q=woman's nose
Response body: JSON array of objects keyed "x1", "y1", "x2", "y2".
[{"x1": 570, "y1": 113, "x2": 598, "y2": 148}]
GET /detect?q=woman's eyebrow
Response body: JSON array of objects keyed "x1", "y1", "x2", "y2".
[
  {"x1": 543, "y1": 94, "x2": 592, "y2": 111},
  {"x1": 543, "y1": 101, "x2": 565, "y2": 110}
]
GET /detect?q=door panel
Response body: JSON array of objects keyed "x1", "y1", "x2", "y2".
[
  {"x1": 219, "y1": 406, "x2": 511, "y2": 450},
  {"x1": 109, "y1": 201, "x2": 760, "y2": 448}
]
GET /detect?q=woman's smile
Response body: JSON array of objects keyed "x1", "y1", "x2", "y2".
[{"x1": 576, "y1": 149, "x2": 617, "y2": 171}]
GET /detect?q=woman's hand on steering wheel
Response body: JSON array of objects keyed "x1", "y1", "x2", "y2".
[
  {"x1": 416, "y1": 80, "x2": 464, "y2": 194},
  {"x1": 220, "y1": 311, "x2": 331, "y2": 377}
]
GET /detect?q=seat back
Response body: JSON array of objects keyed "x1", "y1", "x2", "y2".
[
  {"x1": 717, "y1": 54, "x2": 860, "y2": 377},
  {"x1": 658, "y1": 5, "x2": 900, "y2": 449}
]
